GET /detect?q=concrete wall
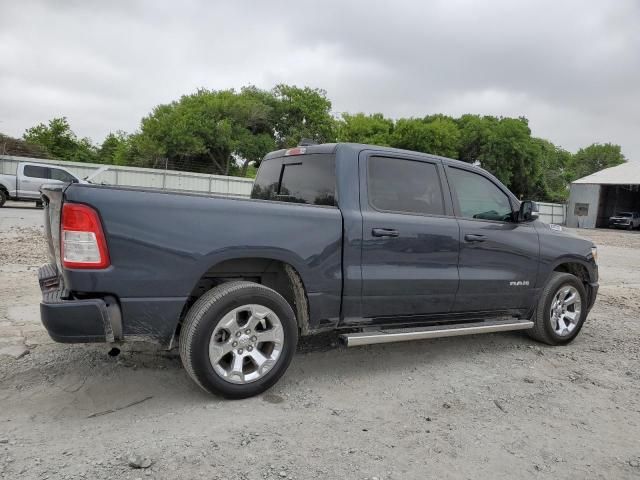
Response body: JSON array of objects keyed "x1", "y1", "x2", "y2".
[
  {"x1": 566, "y1": 183, "x2": 600, "y2": 228},
  {"x1": 0, "y1": 155, "x2": 254, "y2": 197}
]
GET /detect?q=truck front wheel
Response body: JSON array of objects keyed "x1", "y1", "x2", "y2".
[
  {"x1": 528, "y1": 272, "x2": 587, "y2": 345},
  {"x1": 179, "y1": 281, "x2": 298, "y2": 399},
  {"x1": 0, "y1": 189, "x2": 7, "y2": 207}
]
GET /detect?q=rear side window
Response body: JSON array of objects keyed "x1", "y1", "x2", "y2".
[
  {"x1": 448, "y1": 167, "x2": 513, "y2": 221},
  {"x1": 251, "y1": 154, "x2": 336, "y2": 206},
  {"x1": 367, "y1": 156, "x2": 445, "y2": 215},
  {"x1": 23, "y1": 165, "x2": 48, "y2": 179}
]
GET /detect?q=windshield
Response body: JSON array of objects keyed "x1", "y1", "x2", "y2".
[{"x1": 617, "y1": 212, "x2": 633, "y2": 217}]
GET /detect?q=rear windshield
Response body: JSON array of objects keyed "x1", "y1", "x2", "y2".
[{"x1": 251, "y1": 154, "x2": 336, "y2": 206}]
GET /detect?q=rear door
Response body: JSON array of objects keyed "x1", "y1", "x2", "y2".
[
  {"x1": 445, "y1": 164, "x2": 539, "y2": 314},
  {"x1": 19, "y1": 165, "x2": 77, "y2": 199},
  {"x1": 359, "y1": 152, "x2": 460, "y2": 320},
  {"x1": 19, "y1": 164, "x2": 49, "y2": 198}
]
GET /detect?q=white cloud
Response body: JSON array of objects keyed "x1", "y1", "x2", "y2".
[{"x1": 0, "y1": 0, "x2": 638, "y2": 159}]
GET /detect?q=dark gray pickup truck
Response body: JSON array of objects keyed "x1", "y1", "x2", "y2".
[{"x1": 39, "y1": 143, "x2": 599, "y2": 398}]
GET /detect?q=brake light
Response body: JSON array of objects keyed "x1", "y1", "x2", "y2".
[
  {"x1": 284, "y1": 147, "x2": 306, "y2": 156},
  {"x1": 61, "y1": 203, "x2": 110, "y2": 269}
]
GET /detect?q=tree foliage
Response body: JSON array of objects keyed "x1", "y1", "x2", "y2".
[
  {"x1": 391, "y1": 116, "x2": 461, "y2": 159},
  {"x1": 337, "y1": 113, "x2": 393, "y2": 146},
  {"x1": 570, "y1": 143, "x2": 626, "y2": 180},
  {"x1": 102, "y1": 85, "x2": 334, "y2": 175},
  {"x1": 271, "y1": 85, "x2": 335, "y2": 148},
  {"x1": 23, "y1": 117, "x2": 98, "y2": 163},
  {"x1": 16, "y1": 85, "x2": 627, "y2": 199}
]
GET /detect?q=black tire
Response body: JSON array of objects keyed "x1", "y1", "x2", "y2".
[
  {"x1": 179, "y1": 281, "x2": 298, "y2": 399},
  {"x1": 0, "y1": 189, "x2": 7, "y2": 207},
  {"x1": 528, "y1": 272, "x2": 588, "y2": 345},
  {"x1": 35, "y1": 199, "x2": 44, "y2": 208}
]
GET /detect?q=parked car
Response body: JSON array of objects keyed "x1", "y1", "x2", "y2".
[
  {"x1": 0, "y1": 162, "x2": 80, "y2": 207},
  {"x1": 38, "y1": 143, "x2": 599, "y2": 398},
  {"x1": 608, "y1": 211, "x2": 640, "y2": 230}
]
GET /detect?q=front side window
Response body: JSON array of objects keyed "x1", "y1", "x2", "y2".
[
  {"x1": 368, "y1": 156, "x2": 444, "y2": 215},
  {"x1": 23, "y1": 165, "x2": 48, "y2": 179},
  {"x1": 251, "y1": 154, "x2": 336, "y2": 206},
  {"x1": 50, "y1": 168, "x2": 76, "y2": 183},
  {"x1": 448, "y1": 167, "x2": 513, "y2": 221}
]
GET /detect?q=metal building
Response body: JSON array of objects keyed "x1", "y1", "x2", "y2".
[{"x1": 567, "y1": 161, "x2": 640, "y2": 228}]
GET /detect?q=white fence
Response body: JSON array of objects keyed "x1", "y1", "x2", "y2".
[
  {"x1": 0, "y1": 155, "x2": 254, "y2": 197},
  {"x1": 537, "y1": 201, "x2": 566, "y2": 225}
]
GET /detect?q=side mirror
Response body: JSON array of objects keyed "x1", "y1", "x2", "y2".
[{"x1": 518, "y1": 200, "x2": 539, "y2": 222}]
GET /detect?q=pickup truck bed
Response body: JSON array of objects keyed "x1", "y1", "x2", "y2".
[{"x1": 40, "y1": 183, "x2": 342, "y2": 344}]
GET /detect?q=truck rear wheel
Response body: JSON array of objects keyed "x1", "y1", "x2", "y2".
[
  {"x1": 179, "y1": 281, "x2": 298, "y2": 399},
  {"x1": 528, "y1": 272, "x2": 587, "y2": 345},
  {"x1": 0, "y1": 189, "x2": 6, "y2": 207}
]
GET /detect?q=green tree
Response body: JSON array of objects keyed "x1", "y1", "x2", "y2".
[
  {"x1": 456, "y1": 114, "x2": 497, "y2": 163},
  {"x1": 477, "y1": 117, "x2": 540, "y2": 198},
  {"x1": 272, "y1": 85, "x2": 337, "y2": 147},
  {"x1": 134, "y1": 90, "x2": 237, "y2": 174},
  {"x1": 390, "y1": 116, "x2": 461, "y2": 158},
  {"x1": 98, "y1": 131, "x2": 129, "y2": 164},
  {"x1": 18, "y1": 86, "x2": 627, "y2": 197},
  {"x1": 23, "y1": 117, "x2": 97, "y2": 162},
  {"x1": 231, "y1": 87, "x2": 277, "y2": 175},
  {"x1": 336, "y1": 113, "x2": 394, "y2": 145},
  {"x1": 130, "y1": 88, "x2": 279, "y2": 175},
  {"x1": 569, "y1": 143, "x2": 626, "y2": 180},
  {"x1": 531, "y1": 138, "x2": 572, "y2": 202}
]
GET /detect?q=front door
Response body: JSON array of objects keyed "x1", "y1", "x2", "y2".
[
  {"x1": 359, "y1": 153, "x2": 460, "y2": 320},
  {"x1": 445, "y1": 165, "x2": 540, "y2": 314}
]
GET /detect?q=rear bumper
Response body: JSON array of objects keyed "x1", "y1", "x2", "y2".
[
  {"x1": 39, "y1": 264, "x2": 122, "y2": 343},
  {"x1": 38, "y1": 263, "x2": 185, "y2": 345},
  {"x1": 41, "y1": 292, "x2": 114, "y2": 343}
]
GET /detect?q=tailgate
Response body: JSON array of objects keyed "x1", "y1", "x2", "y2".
[{"x1": 40, "y1": 185, "x2": 65, "y2": 277}]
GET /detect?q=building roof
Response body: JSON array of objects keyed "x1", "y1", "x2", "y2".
[{"x1": 572, "y1": 161, "x2": 640, "y2": 185}]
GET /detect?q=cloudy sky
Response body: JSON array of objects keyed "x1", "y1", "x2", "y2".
[{"x1": 1, "y1": 0, "x2": 639, "y2": 159}]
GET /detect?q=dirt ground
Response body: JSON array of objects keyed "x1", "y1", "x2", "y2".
[{"x1": 1, "y1": 202, "x2": 639, "y2": 480}]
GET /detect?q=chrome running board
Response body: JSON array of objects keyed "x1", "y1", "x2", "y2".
[{"x1": 340, "y1": 319, "x2": 534, "y2": 347}]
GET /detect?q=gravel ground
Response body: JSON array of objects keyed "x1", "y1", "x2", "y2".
[{"x1": 0, "y1": 205, "x2": 639, "y2": 479}]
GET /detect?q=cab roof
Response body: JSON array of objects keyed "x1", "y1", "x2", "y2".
[{"x1": 264, "y1": 142, "x2": 486, "y2": 172}]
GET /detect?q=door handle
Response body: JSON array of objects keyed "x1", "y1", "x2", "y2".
[
  {"x1": 464, "y1": 234, "x2": 487, "y2": 242},
  {"x1": 372, "y1": 228, "x2": 399, "y2": 238}
]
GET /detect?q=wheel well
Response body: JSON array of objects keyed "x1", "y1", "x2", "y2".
[
  {"x1": 180, "y1": 258, "x2": 310, "y2": 337},
  {"x1": 553, "y1": 262, "x2": 590, "y2": 284},
  {"x1": 0, "y1": 184, "x2": 8, "y2": 194}
]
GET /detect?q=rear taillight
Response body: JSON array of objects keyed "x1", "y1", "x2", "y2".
[{"x1": 61, "y1": 203, "x2": 110, "y2": 269}]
